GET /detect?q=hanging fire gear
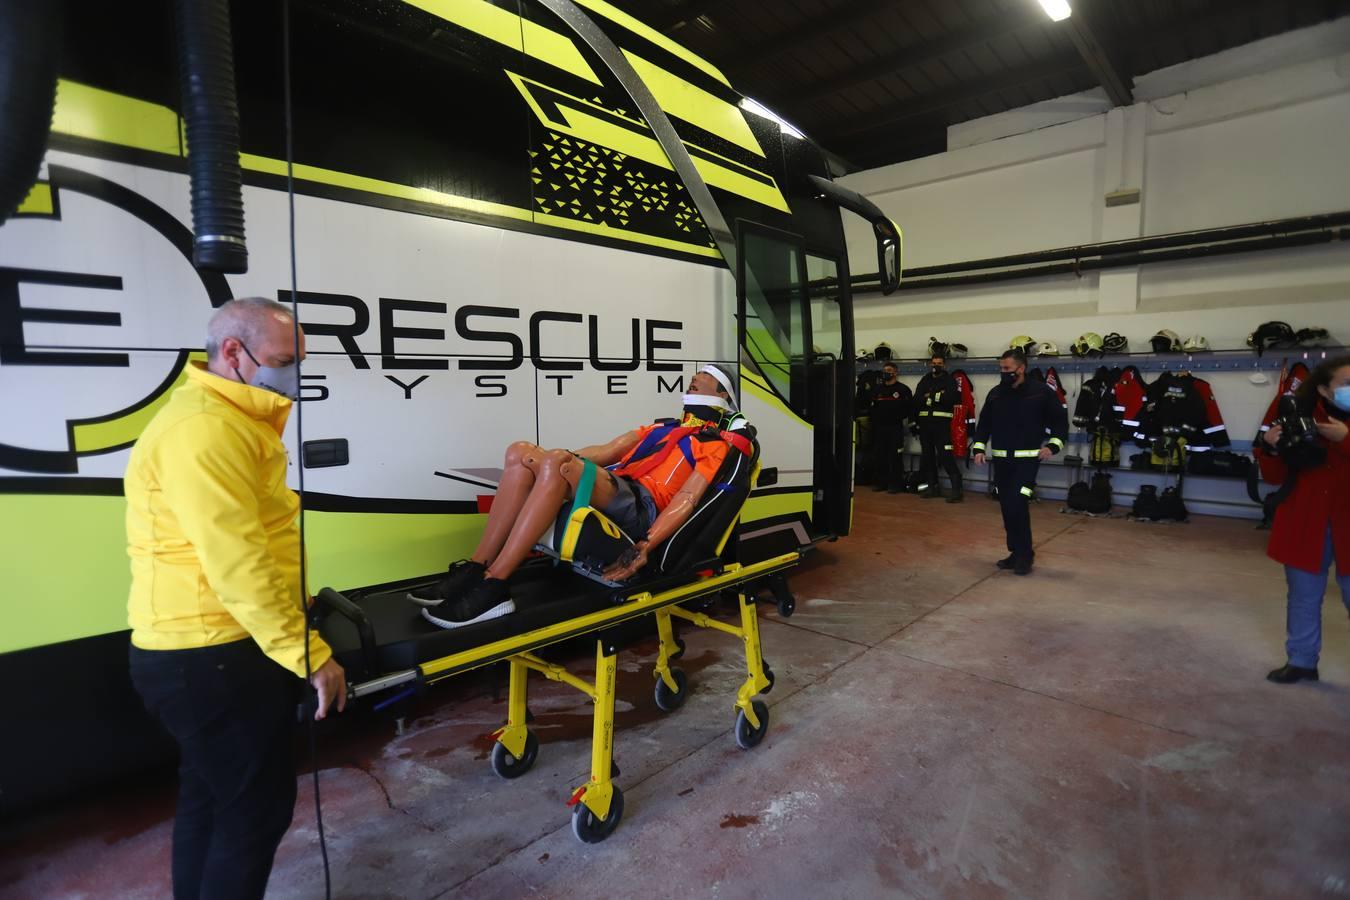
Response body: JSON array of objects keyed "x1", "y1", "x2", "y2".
[
  {"x1": 869, "y1": 374, "x2": 912, "y2": 492},
  {"x1": 914, "y1": 364, "x2": 963, "y2": 501},
  {"x1": 950, "y1": 369, "x2": 977, "y2": 459},
  {"x1": 1044, "y1": 366, "x2": 1068, "y2": 410},
  {"x1": 1133, "y1": 371, "x2": 1230, "y2": 452},
  {"x1": 1073, "y1": 366, "x2": 1124, "y2": 466},
  {"x1": 1255, "y1": 361, "x2": 1311, "y2": 446},
  {"x1": 972, "y1": 374, "x2": 1069, "y2": 566},
  {"x1": 1110, "y1": 366, "x2": 1148, "y2": 438}
]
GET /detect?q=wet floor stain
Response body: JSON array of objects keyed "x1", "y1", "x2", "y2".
[
  {"x1": 538, "y1": 853, "x2": 550, "y2": 864},
  {"x1": 678, "y1": 788, "x2": 695, "y2": 797},
  {"x1": 719, "y1": 813, "x2": 760, "y2": 829}
]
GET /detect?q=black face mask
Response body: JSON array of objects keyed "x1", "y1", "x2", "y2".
[
  {"x1": 1000, "y1": 371, "x2": 1018, "y2": 388},
  {"x1": 883, "y1": 371, "x2": 897, "y2": 383},
  {"x1": 931, "y1": 366, "x2": 945, "y2": 377}
]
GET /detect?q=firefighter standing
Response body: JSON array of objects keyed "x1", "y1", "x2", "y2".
[
  {"x1": 870, "y1": 361, "x2": 912, "y2": 493},
  {"x1": 972, "y1": 349, "x2": 1069, "y2": 575},
  {"x1": 914, "y1": 354, "x2": 964, "y2": 502}
]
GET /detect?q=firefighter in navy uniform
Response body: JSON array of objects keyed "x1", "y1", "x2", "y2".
[
  {"x1": 914, "y1": 354, "x2": 964, "y2": 502},
  {"x1": 972, "y1": 349, "x2": 1069, "y2": 575},
  {"x1": 870, "y1": 361, "x2": 913, "y2": 493}
]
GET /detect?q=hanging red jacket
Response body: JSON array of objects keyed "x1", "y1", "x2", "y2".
[
  {"x1": 1110, "y1": 366, "x2": 1148, "y2": 439},
  {"x1": 1257, "y1": 399, "x2": 1350, "y2": 574},
  {"x1": 950, "y1": 369, "x2": 977, "y2": 457},
  {"x1": 1190, "y1": 377, "x2": 1230, "y2": 450},
  {"x1": 1256, "y1": 361, "x2": 1310, "y2": 445},
  {"x1": 1044, "y1": 366, "x2": 1068, "y2": 409}
]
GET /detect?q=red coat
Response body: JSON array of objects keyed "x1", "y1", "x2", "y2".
[{"x1": 1257, "y1": 400, "x2": 1350, "y2": 574}]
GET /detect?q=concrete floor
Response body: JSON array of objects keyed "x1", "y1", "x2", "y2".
[{"x1": 4, "y1": 491, "x2": 1350, "y2": 898}]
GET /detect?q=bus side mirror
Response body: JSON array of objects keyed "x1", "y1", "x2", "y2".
[{"x1": 876, "y1": 221, "x2": 901, "y2": 296}]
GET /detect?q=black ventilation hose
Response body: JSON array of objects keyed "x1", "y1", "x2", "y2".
[
  {"x1": 174, "y1": 0, "x2": 248, "y2": 273},
  {"x1": 0, "y1": 0, "x2": 62, "y2": 224}
]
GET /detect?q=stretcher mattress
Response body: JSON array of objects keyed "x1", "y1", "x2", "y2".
[{"x1": 319, "y1": 561, "x2": 620, "y2": 679}]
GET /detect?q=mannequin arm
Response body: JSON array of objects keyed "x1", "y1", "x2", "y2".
[
  {"x1": 602, "y1": 471, "x2": 712, "y2": 581},
  {"x1": 574, "y1": 429, "x2": 643, "y2": 466}
]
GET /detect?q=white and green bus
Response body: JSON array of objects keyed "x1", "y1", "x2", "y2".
[{"x1": 0, "y1": 0, "x2": 898, "y2": 809}]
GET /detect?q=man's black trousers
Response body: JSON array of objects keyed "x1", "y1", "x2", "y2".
[
  {"x1": 130, "y1": 638, "x2": 301, "y2": 900},
  {"x1": 871, "y1": 423, "x2": 904, "y2": 490},
  {"x1": 918, "y1": 419, "x2": 963, "y2": 494},
  {"x1": 993, "y1": 458, "x2": 1040, "y2": 560}
]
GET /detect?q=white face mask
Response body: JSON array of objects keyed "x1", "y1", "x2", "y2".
[{"x1": 238, "y1": 343, "x2": 300, "y2": 401}]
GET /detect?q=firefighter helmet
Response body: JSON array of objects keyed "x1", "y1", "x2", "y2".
[
  {"x1": 1102, "y1": 332, "x2": 1128, "y2": 354},
  {"x1": 1035, "y1": 340, "x2": 1060, "y2": 357},
  {"x1": 1072, "y1": 333, "x2": 1104, "y2": 358},
  {"x1": 1009, "y1": 335, "x2": 1035, "y2": 356},
  {"x1": 874, "y1": 341, "x2": 894, "y2": 362},
  {"x1": 1181, "y1": 335, "x2": 1211, "y2": 352},
  {"x1": 1150, "y1": 329, "x2": 1182, "y2": 353}
]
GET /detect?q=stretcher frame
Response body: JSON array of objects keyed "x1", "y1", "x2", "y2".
[{"x1": 322, "y1": 550, "x2": 795, "y2": 842}]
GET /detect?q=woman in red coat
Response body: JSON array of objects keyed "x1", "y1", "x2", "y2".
[{"x1": 1258, "y1": 355, "x2": 1350, "y2": 683}]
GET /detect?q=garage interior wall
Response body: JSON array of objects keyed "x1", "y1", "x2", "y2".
[{"x1": 836, "y1": 20, "x2": 1350, "y2": 519}]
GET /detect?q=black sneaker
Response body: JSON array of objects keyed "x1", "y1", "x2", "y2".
[
  {"x1": 1013, "y1": 557, "x2": 1033, "y2": 576},
  {"x1": 920, "y1": 489, "x2": 942, "y2": 500},
  {"x1": 408, "y1": 560, "x2": 485, "y2": 607},
  {"x1": 1266, "y1": 664, "x2": 1319, "y2": 684},
  {"x1": 945, "y1": 492, "x2": 964, "y2": 504},
  {"x1": 422, "y1": 578, "x2": 515, "y2": 629},
  {"x1": 995, "y1": 555, "x2": 1015, "y2": 569}
]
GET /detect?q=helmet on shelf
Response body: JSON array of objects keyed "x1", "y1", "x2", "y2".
[
  {"x1": 1247, "y1": 321, "x2": 1294, "y2": 356},
  {"x1": 1150, "y1": 329, "x2": 1182, "y2": 353},
  {"x1": 1072, "y1": 333, "x2": 1104, "y2": 358},
  {"x1": 1035, "y1": 340, "x2": 1060, "y2": 357},
  {"x1": 927, "y1": 337, "x2": 949, "y2": 359},
  {"x1": 874, "y1": 341, "x2": 894, "y2": 362},
  {"x1": 1181, "y1": 335, "x2": 1211, "y2": 352},
  {"x1": 1102, "y1": 332, "x2": 1128, "y2": 354},
  {"x1": 946, "y1": 341, "x2": 968, "y2": 359},
  {"x1": 1009, "y1": 335, "x2": 1035, "y2": 356}
]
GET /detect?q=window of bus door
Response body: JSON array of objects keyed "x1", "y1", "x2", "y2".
[
  {"x1": 742, "y1": 230, "x2": 809, "y2": 414},
  {"x1": 805, "y1": 254, "x2": 843, "y2": 360}
]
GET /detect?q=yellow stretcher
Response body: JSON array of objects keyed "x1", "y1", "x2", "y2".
[
  {"x1": 317, "y1": 551, "x2": 794, "y2": 842},
  {"x1": 316, "y1": 423, "x2": 798, "y2": 841}
]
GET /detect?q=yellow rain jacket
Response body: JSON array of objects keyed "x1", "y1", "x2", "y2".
[{"x1": 126, "y1": 362, "x2": 330, "y2": 676}]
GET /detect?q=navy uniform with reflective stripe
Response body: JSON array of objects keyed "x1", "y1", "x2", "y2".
[
  {"x1": 869, "y1": 378, "x2": 912, "y2": 491},
  {"x1": 972, "y1": 376, "x2": 1069, "y2": 560},
  {"x1": 914, "y1": 368, "x2": 963, "y2": 497}
]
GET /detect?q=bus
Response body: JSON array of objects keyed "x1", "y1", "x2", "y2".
[{"x1": 0, "y1": 0, "x2": 899, "y2": 811}]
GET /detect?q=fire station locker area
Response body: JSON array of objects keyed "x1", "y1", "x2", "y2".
[{"x1": 5, "y1": 1, "x2": 1350, "y2": 898}]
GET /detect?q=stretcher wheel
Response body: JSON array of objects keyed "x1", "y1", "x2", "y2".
[
  {"x1": 769, "y1": 577, "x2": 795, "y2": 618},
  {"x1": 653, "y1": 668, "x2": 688, "y2": 712},
  {"x1": 670, "y1": 637, "x2": 686, "y2": 660},
  {"x1": 734, "y1": 700, "x2": 770, "y2": 750},
  {"x1": 762, "y1": 662, "x2": 775, "y2": 694},
  {"x1": 572, "y1": 787, "x2": 624, "y2": 843},
  {"x1": 490, "y1": 731, "x2": 539, "y2": 779}
]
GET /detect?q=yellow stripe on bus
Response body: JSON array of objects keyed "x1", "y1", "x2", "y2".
[
  {"x1": 570, "y1": 0, "x2": 731, "y2": 87},
  {"x1": 53, "y1": 80, "x2": 182, "y2": 157},
  {"x1": 403, "y1": 0, "x2": 601, "y2": 84}
]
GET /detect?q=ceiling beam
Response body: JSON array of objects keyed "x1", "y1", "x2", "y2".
[
  {"x1": 649, "y1": 0, "x2": 720, "y2": 35},
  {"x1": 1064, "y1": 2, "x2": 1133, "y2": 106},
  {"x1": 767, "y1": 6, "x2": 1046, "y2": 109},
  {"x1": 825, "y1": 52, "x2": 1086, "y2": 143},
  {"x1": 721, "y1": 0, "x2": 897, "y2": 75}
]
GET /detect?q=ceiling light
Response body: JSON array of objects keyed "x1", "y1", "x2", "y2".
[
  {"x1": 739, "y1": 97, "x2": 805, "y2": 140},
  {"x1": 1037, "y1": 0, "x2": 1072, "y2": 21}
]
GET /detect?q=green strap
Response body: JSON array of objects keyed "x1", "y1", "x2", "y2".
[{"x1": 569, "y1": 458, "x2": 597, "y2": 522}]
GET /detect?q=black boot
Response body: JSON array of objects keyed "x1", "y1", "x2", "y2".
[
  {"x1": 945, "y1": 490, "x2": 964, "y2": 504},
  {"x1": 1266, "y1": 664, "x2": 1319, "y2": 684},
  {"x1": 995, "y1": 555, "x2": 1015, "y2": 570},
  {"x1": 1013, "y1": 556, "x2": 1034, "y2": 576}
]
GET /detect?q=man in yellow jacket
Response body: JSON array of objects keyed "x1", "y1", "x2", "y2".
[{"x1": 126, "y1": 297, "x2": 345, "y2": 900}]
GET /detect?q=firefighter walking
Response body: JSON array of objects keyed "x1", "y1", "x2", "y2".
[
  {"x1": 972, "y1": 349, "x2": 1069, "y2": 575},
  {"x1": 915, "y1": 353, "x2": 964, "y2": 502}
]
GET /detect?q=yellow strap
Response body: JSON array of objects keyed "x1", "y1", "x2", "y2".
[{"x1": 1019, "y1": 486, "x2": 1034, "y2": 497}]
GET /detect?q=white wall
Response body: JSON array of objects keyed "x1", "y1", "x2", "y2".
[{"x1": 838, "y1": 21, "x2": 1350, "y2": 517}]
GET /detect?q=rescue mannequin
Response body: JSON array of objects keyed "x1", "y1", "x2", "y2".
[{"x1": 410, "y1": 365, "x2": 745, "y2": 628}]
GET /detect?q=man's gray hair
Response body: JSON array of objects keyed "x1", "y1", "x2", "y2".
[{"x1": 205, "y1": 297, "x2": 295, "y2": 360}]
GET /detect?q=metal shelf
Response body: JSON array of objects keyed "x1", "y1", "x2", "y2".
[{"x1": 858, "y1": 345, "x2": 1342, "y2": 378}]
